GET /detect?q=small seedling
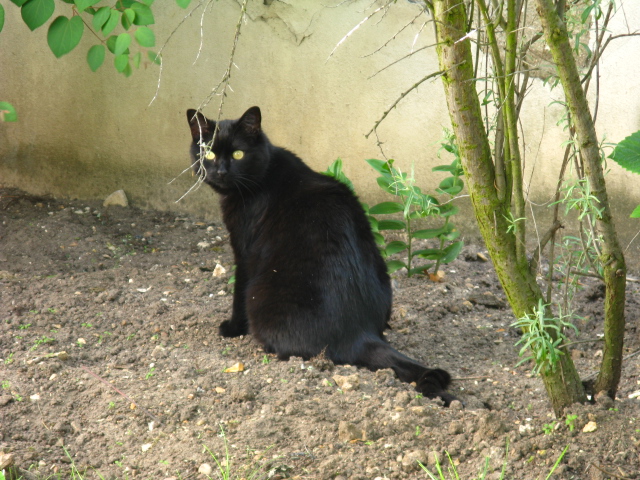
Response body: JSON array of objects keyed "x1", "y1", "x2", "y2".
[
  {"x1": 262, "y1": 355, "x2": 270, "y2": 365},
  {"x1": 126, "y1": 333, "x2": 136, "y2": 341},
  {"x1": 415, "y1": 425, "x2": 421, "y2": 437},
  {"x1": 1, "y1": 380, "x2": 10, "y2": 390},
  {"x1": 18, "y1": 323, "x2": 31, "y2": 330},
  {"x1": 47, "y1": 308, "x2": 58, "y2": 314},
  {"x1": 108, "y1": 401, "x2": 116, "y2": 410},
  {"x1": 81, "y1": 322, "x2": 93, "y2": 328},
  {"x1": 31, "y1": 336, "x2": 55, "y2": 351},
  {"x1": 543, "y1": 421, "x2": 557, "y2": 435},
  {"x1": 4, "y1": 353, "x2": 14, "y2": 365},
  {"x1": 145, "y1": 367, "x2": 156, "y2": 380},
  {"x1": 565, "y1": 414, "x2": 578, "y2": 432}
]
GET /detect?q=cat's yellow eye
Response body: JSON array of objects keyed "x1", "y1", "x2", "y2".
[
  {"x1": 232, "y1": 150, "x2": 244, "y2": 160},
  {"x1": 205, "y1": 150, "x2": 215, "y2": 160}
]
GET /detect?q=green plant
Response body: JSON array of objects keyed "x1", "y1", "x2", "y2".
[
  {"x1": 18, "y1": 323, "x2": 31, "y2": 330},
  {"x1": 81, "y1": 322, "x2": 93, "y2": 328},
  {"x1": 365, "y1": 150, "x2": 464, "y2": 276},
  {"x1": 203, "y1": 425, "x2": 272, "y2": 480},
  {"x1": 31, "y1": 335, "x2": 55, "y2": 351},
  {"x1": 1, "y1": 380, "x2": 10, "y2": 389},
  {"x1": 565, "y1": 414, "x2": 578, "y2": 432},
  {"x1": 542, "y1": 421, "x2": 557, "y2": 435},
  {"x1": 511, "y1": 299, "x2": 579, "y2": 375},
  {"x1": 145, "y1": 366, "x2": 156, "y2": 380},
  {"x1": 609, "y1": 129, "x2": 640, "y2": 217},
  {"x1": 262, "y1": 355, "x2": 270, "y2": 365},
  {"x1": 1, "y1": 0, "x2": 188, "y2": 77},
  {"x1": 126, "y1": 333, "x2": 136, "y2": 340},
  {"x1": 4, "y1": 353, "x2": 14, "y2": 364}
]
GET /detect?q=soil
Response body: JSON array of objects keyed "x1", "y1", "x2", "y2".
[{"x1": 1, "y1": 186, "x2": 640, "y2": 480}]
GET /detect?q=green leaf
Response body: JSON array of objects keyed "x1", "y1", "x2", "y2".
[
  {"x1": 0, "y1": 102, "x2": 18, "y2": 122},
  {"x1": 47, "y1": 16, "x2": 84, "y2": 58},
  {"x1": 114, "y1": 53, "x2": 129, "y2": 72},
  {"x1": 87, "y1": 44, "x2": 105, "y2": 71},
  {"x1": 147, "y1": 50, "x2": 161, "y2": 65},
  {"x1": 384, "y1": 241, "x2": 407, "y2": 256},
  {"x1": 132, "y1": 51, "x2": 141, "y2": 68},
  {"x1": 386, "y1": 260, "x2": 406, "y2": 274},
  {"x1": 106, "y1": 35, "x2": 117, "y2": 53},
  {"x1": 134, "y1": 26, "x2": 155, "y2": 47},
  {"x1": 438, "y1": 204, "x2": 459, "y2": 217},
  {"x1": 414, "y1": 248, "x2": 442, "y2": 259},
  {"x1": 114, "y1": 32, "x2": 131, "y2": 56},
  {"x1": 437, "y1": 177, "x2": 464, "y2": 195},
  {"x1": 176, "y1": 0, "x2": 191, "y2": 7},
  {"x1": 631, "y1": 205, "x2": 640, "y2": 218},
  {"x1": 131, "y1": 1, "x2": 154, "y2": 25},
  {"x1": 21, "y1": 0, "x2": 55, "y2": 31},
  {"x1": 441, "y1": 241, "x2": 463, "y2": 264},
  {"x1": 412, "y1": 227, "x2": 447, "y2": 239},
  {"x1": 609, "y1": 130, "x2": 640, "y2": 174},
  {"x1": 369, "y1": 202, "x2": 404, "y2": 215},
  {"x1": 92, "y1": 7, "x2": 111, "y2": 30},
  {"x1": 121, "y1": 8, "x2": 135, "y2": 30},
  {"x1": 409, "y1": 265, "x2": 433, "y2": 276},
  {"x1": 378, "y1": 219, "x2": 405, "y2": 231},
  {"x1": 366, "y1": 158, "x2": 391, "y2": 174},
  {"x1": 74, "y1": 0, "x2": 99, "y2": 12},
  {"x1": 373, "y1": 232, "x2": 385, "y2": 247},
  {"x1": 11, "y1": 0, "x2": 30, "y2": 6},
  {"x1": 0, "y1": 4, "x2": 5, "y2": 33},
  {"x1": 442, "y1": 229, "x2": 460, "y2": 241},
  {"x1": 102, "y1": 9, "x2": 119, "y2": 36},
  {"x1": 432, "y1": 165, "x2": 455, "y2": 173}
]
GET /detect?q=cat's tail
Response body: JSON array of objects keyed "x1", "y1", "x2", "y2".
[{"x1": 355, "y1": 338, "x2": 457, "y2": 406}]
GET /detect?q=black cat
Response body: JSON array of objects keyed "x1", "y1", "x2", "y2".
[{"x1": 186, "y1": 107, "x2": 455, "y2": 405}]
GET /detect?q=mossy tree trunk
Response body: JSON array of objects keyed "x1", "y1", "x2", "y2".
[
  {"x1": 534, "y1": 0, "x2": 627, "y2": 399},
  {"x1": 429, "y1": 0, "x2": 587, "y2": 415}
]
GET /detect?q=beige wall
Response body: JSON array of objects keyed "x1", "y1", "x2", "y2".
[{"x1": 1, "y1": 0, "x2": 640, "y2": 253}]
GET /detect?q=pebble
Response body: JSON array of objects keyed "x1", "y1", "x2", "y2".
[
  {"x1": 338, "y1": 421, "x2": 361, "y2": 442},
  {"x1": 198, "y1": 463, "x2": 213, "y2": 476}
]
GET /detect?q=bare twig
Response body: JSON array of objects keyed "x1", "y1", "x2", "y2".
[
  {"x1": 148, "y1": 0, "x2": 208, "y2": 107},
  {"x1": 365, "y1": 64, "x2": 463, "y2": 139}
]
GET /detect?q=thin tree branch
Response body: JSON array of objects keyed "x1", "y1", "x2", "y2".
[{"x1": 365, "y1": 64, "x2": 463, "y2": 139}]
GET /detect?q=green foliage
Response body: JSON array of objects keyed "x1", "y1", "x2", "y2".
[
  {"x1": 609, "y1": 129, "x2": 640, "y2": 217},
  {"x1": 511, "y1": 300, "x2": 579, "y2": 376},
  {"x1": 0, "y1": 102, "x2": 17, "y2": 122},
  {"x1": 565, "y1": 414, "x2": 578, "y2": 432},
  {"x1": 2, "y1": 0, "x2": 191, "y2": 76},
  {"x1": 365, "y1": 134, "x2": 464, "y2": 276}
]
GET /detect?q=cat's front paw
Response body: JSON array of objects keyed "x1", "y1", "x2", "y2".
[{"x1": 218, "y1": 319, "x2": 247, "y2": 337}]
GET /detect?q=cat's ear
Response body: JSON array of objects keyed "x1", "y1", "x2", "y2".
[
  {"x1": 187, "y1": 109, "x2": 213, "y2": 141},
  {"x1": 238, "y1": 106, "x2": 262, "y2": 136}
]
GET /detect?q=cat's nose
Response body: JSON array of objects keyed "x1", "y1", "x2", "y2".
[{"x1": 217, "y1": 164, "x2": 228, "y2": 177}]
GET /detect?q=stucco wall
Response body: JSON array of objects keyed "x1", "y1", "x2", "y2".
[{"x1": 1, "y1": 0, "x2": 640, "y2": 253}]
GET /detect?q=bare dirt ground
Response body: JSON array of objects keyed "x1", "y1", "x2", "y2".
[{"x1": 2, "y1": 186, "x2": 640, "y2": 480}]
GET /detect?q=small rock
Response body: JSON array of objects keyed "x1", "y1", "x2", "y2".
[
  {"x1": 198, "y1": 463, "x2": 213, "y2": 476},
  {"x1": 103, "y1": 190, "x2": 129, "y2": 207},
  {"x1": 333, "y1": 374, "x2": 359, "y2": 391},
  {"x1": 449, "y1": 399, "x2": 464, "y2": 411},
  {"x1": 595, "y1": 391, "x2": 614, "y2": 409},
  {"x1": 582, "y1": 421, "x2": 597, "y2": 433},
  {"x1": 0, "y1": 452, "x2": 14, "y2": 470},
  {"x1": 212, "y1": 264, "x2": 227, "y2": 278},
  {"x1": 141, "y1": 443, "x2": 152, "y2": 452},
  {"x1": 338, "y1": 421, "x2": 361, "y2": 442},
  {"x1": 52, "y1": 351, "x2": 69, "y2": 360},
  {"x1": 401, "y1": 450, "x2": 426, "y2": 472},
  {"x1": 448, "y1": 421, "x2": 464, "y2": 435},
  {"x1": 477, "y1": 252, "x2": 489, "y2": 262},
  {"x1": 0, "y1": 395, "x2": 13, "y2": 406},
  {"x1": 197, "y1": 241, "x2": 211, "y2": 249},
  {"x1": 467, "y1": 292, "x2": 507, "y2": 309}
]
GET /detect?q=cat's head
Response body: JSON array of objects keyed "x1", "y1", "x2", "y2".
[{"x1": 186, "y1": 106, "x2": 270, "y2": 193}]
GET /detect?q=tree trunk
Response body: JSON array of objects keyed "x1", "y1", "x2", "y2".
[
  {"x1": 430, "y1": 0, "x2": 587, "y2": 415},
  {"x1": 534, "y1": 0, "x2": 627, "y2": 399}
]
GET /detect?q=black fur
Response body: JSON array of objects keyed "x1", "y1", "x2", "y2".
[{"x1": 186, "y1": 107, "x2": 455, "y2": 405}]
